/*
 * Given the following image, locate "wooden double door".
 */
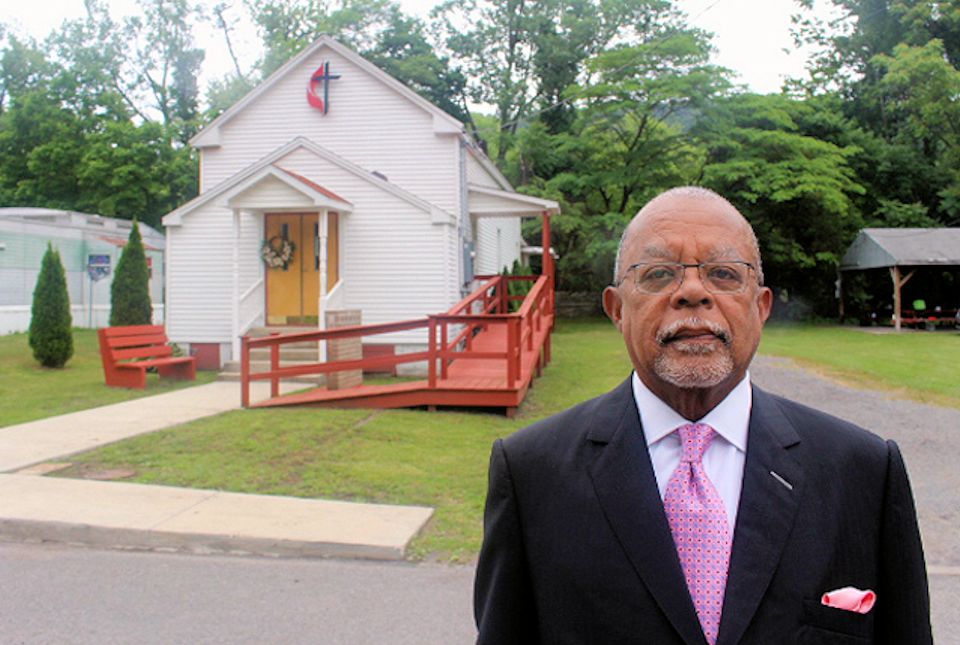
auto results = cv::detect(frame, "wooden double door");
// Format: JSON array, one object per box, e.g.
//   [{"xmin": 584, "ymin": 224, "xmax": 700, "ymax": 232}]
[{"xmin": 265, "ymin": 212, "xmax": 339, "ymax": 325}]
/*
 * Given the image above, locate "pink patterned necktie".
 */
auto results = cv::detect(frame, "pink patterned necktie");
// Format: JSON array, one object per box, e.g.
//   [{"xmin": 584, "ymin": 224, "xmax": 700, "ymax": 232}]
[{"xmin": 663, "ymin": 423, "xmax": 732, "ymax": 645}]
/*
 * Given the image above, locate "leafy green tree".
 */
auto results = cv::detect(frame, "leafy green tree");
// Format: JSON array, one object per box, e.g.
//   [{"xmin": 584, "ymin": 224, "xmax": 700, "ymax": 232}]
[
  {"xmin": 792, "ymin": 0, "xmax": 960, "ymax": 225},
  {"xmin": 0, "ymin": 33, "xmax": 51, "ymax": 114},
  {"xmin": 873, "ymin": 39, "xmax": 960, "ymax": 221},
  {"xmin": 507, "ymin": 18, "xmax": 726, "ymax": 292},
  {"xmin": 77, "ymin": 120, "xmax": 197, "ymax": 228},
  {"xmin": 110, "ymin": 220, "xmax": 153, "ymax": 326},
  {"xmin": 0, "ymin": 86, "xmax": 87, "ymax": 208},
  {"xmin": 695, "ymin": 94, "xmax": 866, "ymax": 313},
  {"xmin": 28, "ymin": 244, "xmax": 74, "ymax": 368}
]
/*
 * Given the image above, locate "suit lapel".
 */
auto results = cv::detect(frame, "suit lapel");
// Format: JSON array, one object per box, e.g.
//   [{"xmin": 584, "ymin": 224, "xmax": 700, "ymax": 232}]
[
  {"xmin": 717, "ymin": 387, "xmax": 804, "ymax": 645},
  {"xmin": 587, "ymin": 379, "xmax": 707, "ymax": 645}
]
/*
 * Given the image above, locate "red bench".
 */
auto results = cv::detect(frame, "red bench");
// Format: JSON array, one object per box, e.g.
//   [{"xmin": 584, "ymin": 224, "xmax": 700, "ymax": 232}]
[{"xmin": 98, "ymin": 325, "xmax": 197, "ymax": 389}]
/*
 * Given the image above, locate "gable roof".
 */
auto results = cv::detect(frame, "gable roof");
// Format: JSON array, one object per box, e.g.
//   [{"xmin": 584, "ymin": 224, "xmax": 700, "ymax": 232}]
[
  {"xmin": 468, "ymin": 184, "xmax": 560, "ymax": 217},
  {"xmin": 163, "ymin": 136, "xmax": 455, "ymax": 226},
  {"xmin": 191, "ymin": 36, "xmax": 464, "ymax": 148},
  {"xmin": 275, "ymin": 167, "xmax": 351, "ymax": 204},
  {"xmin": 841, "ymin": 228, "xmax": 960, "ymax": 270},
  {"xmin": 222, "ymin": 165, "xmax": 354, "ymax": 212}
]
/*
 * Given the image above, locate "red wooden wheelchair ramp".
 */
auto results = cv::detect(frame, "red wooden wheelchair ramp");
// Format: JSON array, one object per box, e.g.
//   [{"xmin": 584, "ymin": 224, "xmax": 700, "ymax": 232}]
[{"xmin": 242, "ymin": 275, "xmax": 554, "ymax": 416}]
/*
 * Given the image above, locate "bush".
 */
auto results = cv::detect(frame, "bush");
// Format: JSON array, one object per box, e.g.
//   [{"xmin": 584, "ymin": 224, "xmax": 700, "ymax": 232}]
[
  {"xmin": 502, "ymin": 259, "xmax": 535, "ymax": 312},
  {"xmin": 29, "ymin": 244, "xmax": 74, "ymax": 368},
  {"xmin": 110, "ymin": 219, "xmax": 152, "ymax": 326}
]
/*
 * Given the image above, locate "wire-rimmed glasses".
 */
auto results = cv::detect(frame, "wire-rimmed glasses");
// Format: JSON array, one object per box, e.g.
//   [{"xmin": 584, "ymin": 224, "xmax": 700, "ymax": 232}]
[{"xmin": 618, "ymin": 261, "xmax": 758, "ymax": 295}]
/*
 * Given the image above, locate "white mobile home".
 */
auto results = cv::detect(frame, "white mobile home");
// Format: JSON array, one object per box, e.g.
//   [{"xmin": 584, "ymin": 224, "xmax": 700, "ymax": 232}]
[
  {"xmin": 163, "ymin": 37, "xmax": 558, "ymax": 369},
  {"xmin": 0, "ymin": 208, "xmax": 165, "ymax": 335}
]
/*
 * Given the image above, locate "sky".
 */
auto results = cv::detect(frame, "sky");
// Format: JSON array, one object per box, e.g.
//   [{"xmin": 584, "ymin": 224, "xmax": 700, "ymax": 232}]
[{"xmin": 0, "ymin": 0, "xmax": 833, "ymax": 99}]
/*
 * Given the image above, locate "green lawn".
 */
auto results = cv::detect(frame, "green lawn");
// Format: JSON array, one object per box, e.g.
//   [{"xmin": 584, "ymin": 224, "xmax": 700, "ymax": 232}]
[
  {"xmin": 51, "ymin": 318, "xmax": 631, "ymax": 562},
  {"xmin": 760, "ymin": 323, "xmax": 960, "ymax": 408},
  {"xmin": 0, "ymin": 329, "xmax": 217, "ymax": 427},
  {"xmin": 36, "ymin": 319, "xmax": 960, "ymax": 561}
]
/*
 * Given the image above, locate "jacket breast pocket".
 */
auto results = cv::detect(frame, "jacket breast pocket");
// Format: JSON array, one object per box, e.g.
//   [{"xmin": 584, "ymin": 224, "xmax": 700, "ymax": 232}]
[{"xmin": 798, "ymin": 598, "xmax": 873, "ymax": 644}]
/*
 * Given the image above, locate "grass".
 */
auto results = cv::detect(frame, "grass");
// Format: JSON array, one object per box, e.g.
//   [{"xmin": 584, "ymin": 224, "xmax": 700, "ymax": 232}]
[
  {"xmin": 38, "ymin": 319, "xmax": 960, "ymax": 561},
  {"xmin": 0, "ymin": 329, "xmax": 218, "ymax": 427},
  {"xmin": 760, "ymin": 323, "xmax": 960, "ymax": 409},
  {"xmin": 52, "ymin": 318, "xmax": 631, "ymax": 562}
]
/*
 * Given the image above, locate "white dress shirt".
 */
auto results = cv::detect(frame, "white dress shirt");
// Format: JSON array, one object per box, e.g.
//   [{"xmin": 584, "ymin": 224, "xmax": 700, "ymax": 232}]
[{"xmin": 631, "ymin": 371, "xmax": 751, "ymax": 530}]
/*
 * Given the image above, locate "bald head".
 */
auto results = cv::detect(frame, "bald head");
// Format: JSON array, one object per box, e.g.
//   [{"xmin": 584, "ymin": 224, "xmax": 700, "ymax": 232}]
[{"xmin": 613, "ymin": 186, "xmax": 764, "ymax": 285}]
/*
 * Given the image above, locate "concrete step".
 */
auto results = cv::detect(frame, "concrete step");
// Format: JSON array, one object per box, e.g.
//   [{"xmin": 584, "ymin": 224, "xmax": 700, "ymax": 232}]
[
  {"xmin": 244, "ymin": 326, "xmax": 324, "ymax": 350},
  {"xmin": 249, "ymin": 347, "xmax": 320, "ymax": 362},
  {"xmin": 246, "ymin": 326, "xmax": 319, "ymax": 336},
  {"xmin": 218, "ymin": 360, "xmax": 327, "ymax": 384}
]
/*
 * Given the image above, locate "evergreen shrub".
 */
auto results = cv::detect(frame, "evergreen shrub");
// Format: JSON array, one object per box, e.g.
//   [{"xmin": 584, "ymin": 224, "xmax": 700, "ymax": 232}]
[
  {"xmin": 29, "ymin": 244, "xmax": 74, "ymax": 368},
  {"xmin": 110, "ymin": 219, "xmax": 152, "ymax": 326}
]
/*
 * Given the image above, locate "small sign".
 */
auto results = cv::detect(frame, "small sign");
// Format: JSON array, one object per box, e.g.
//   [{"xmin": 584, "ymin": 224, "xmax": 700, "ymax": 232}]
[
  {"xmin": 87, "ymin": 254, "xmax": 111, "ymax": 281},
  {"xmin": 307, "ymin": 61, "xmax": 341, "ymax": 114}
]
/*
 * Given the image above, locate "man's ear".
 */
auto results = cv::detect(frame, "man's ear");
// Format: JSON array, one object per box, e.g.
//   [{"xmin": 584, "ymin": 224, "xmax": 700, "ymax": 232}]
[
  {"xmin": 757, "ymin": 286, "xmax": 774, "ymax": 325},
  {"xmin": 602, "ymin": 286, "xmax": 623, "ymax": 331}
]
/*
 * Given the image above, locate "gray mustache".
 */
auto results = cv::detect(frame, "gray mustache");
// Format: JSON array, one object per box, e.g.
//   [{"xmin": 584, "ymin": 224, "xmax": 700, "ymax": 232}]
[{"xmin": 656, "ymin": 318, "xmax": 731, "ymax": 345}]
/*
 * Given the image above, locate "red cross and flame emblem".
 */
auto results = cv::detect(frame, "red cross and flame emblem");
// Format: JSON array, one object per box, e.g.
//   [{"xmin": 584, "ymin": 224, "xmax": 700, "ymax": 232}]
[{"xmin": 307, "ymin": 61, "xmax": 341, "ymax": 114}]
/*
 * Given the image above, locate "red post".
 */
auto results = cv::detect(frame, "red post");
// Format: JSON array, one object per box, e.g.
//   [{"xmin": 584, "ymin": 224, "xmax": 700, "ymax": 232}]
[
  {"xmin": 440, "ymin": 320, "xmax": 449, "ymax": 379},
  {"xmin": 428, "ymin": 317, "xmax": 437, "ymax": 388},
  {"xmin": 541, "ymin": 211, "xmax": 554, "ymax": 317},
  {"xmin": 270, "ymin": 332, "xmax": 280, "ymax": 398},
  {"xmin": 240, "ymin": 336, "xmax": 250, "ymax": 408},
  {"xmin": 507, "ymin": 317, "xmax": 520, "ymax": 389}
]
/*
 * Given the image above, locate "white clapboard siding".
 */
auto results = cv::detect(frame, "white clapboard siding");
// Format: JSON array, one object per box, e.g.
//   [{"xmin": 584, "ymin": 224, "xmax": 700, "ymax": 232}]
[
  {"xmin": 200, "ymin": 46, "xmax": 460, "ymax": 217},
  {"xmin": 474, "ymin": 218, "xmax": 523, "ymax": 276},
  {"xmin": 237, "ymin": 209, "xmax": 264, "ymax": 330},
  {"xmin": 466, "ymin": 153, "xmax": 502, "ymax": 189},
  {"xmin": 165, "ymin": 207, "xmax": 236, "ymax": 343}
]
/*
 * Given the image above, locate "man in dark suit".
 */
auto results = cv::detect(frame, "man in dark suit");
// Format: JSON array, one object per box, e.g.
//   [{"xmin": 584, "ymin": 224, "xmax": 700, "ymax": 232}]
[{"xmin": 474, "ymin": 187, "xmax": 932, "ymax": 644}]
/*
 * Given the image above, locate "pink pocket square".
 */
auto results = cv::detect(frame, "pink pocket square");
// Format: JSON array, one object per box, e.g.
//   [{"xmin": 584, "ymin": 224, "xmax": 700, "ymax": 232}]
[{"xmin": 821, "ymin": 587, "xmax": 876, "ymax": 614}]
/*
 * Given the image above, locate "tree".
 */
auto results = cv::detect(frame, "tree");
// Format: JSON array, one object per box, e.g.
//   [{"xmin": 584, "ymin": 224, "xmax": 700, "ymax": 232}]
[
  {"xmin": 76, "ymin": 120, "xmax": 197, "ymax": 228},
  {"xmin": 873, "ymin": 39, "xmax": 960, "ymax": 222},
  {"xmin": 791, "ymin": 0, "xmax": 960, "ymax": 225},
  {"xmin": 695, "ymin": 93, "xmax": 866, "ymax": 313},
  {"xmin": 505, "ymin": 17, "xmax": 727, "ymax": 292},
  {"xmin": 28, "ymin": 244, "xmax": 74, "ymax": 368},
  {"xmin": 110, "ymin": 220, "xmax": 153, "ymax": 326}
]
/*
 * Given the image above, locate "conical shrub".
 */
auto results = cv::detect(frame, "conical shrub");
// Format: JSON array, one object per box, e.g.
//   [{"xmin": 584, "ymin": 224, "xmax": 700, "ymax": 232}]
[
  {"xmin": 29, "ymin": 244, "xmax": 74, "ymax": 368},
  {"xmin": 110, "ymin": 219, "xmax": 152, "ymax": 326}
]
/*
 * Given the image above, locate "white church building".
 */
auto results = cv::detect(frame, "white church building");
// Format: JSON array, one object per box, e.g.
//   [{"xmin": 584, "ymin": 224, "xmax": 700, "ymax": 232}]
[{"xmin": 162, "ymin": 36, "xmax": 559, "ymax": 370}]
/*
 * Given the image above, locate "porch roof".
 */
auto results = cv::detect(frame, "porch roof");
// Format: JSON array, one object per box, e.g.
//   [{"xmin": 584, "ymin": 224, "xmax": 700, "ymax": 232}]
[
  {"xmin": 468, "ymin": 184, "xmax": 560, "ymax": 218},
  {"xmin": 224, "ymin": 165, "xmax": 353, "ymax": 212}
]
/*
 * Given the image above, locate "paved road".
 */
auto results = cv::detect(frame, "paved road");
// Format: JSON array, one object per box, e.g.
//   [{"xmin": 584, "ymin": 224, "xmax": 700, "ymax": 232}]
[{"xmin": 0, "ymin": 541, "xmax": 476, "ymax": 645}]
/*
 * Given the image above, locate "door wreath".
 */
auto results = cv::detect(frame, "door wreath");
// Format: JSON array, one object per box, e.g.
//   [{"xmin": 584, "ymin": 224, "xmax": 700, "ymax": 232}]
[{"xmin": 261, "ymin": 236, "xmax": 296, "ymax": 269}]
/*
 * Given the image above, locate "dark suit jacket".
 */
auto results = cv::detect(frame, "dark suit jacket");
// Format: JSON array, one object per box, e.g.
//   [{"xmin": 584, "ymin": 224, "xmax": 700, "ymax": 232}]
[{"xmin": 474, "ymin": 378, "xmax": 932, "ymax": 645}]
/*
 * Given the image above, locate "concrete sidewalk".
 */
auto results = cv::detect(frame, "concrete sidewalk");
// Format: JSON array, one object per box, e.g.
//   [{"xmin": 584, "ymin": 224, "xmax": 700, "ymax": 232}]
[{"xmin": 0, "ymin": 382, "xmax": 434, "ymax": 560}]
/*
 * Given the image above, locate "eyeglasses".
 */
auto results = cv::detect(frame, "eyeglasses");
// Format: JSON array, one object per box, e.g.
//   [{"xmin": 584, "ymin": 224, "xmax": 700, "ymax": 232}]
[{"xmin": 618, "ymin": 261, "xmax": 758, "ymax": 295}]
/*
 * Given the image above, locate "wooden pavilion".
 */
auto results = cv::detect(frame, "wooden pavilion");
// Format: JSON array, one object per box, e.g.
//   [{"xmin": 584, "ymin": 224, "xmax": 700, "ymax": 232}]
[{"xmin": 840, "ymin": 228, "xmax": 960, "ymax": 331}]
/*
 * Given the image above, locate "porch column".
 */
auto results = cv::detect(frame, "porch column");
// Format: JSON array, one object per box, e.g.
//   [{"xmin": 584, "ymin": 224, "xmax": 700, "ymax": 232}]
[
  {"xmin": 231, "ymin": 208, "xmax": 241, "ymax": 362},
  {"xmin": 541, "ymin": 210, "xmax": 554, "ymax": 313},
  {"xmin": 318, "ymin": 208, "xmax": 329, "ymax": 361}
]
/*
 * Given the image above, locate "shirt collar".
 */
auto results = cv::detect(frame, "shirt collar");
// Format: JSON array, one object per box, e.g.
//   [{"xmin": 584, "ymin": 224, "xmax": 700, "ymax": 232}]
[{"xmin": 631, "ymin": 371, "xmax": 751, "ymax": 452}]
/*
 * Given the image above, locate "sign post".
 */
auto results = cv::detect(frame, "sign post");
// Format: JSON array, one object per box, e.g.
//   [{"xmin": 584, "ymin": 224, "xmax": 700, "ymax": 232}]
[{"xmin": 87, "ymin": 254, "xmax": 111, "ymax": 327}]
